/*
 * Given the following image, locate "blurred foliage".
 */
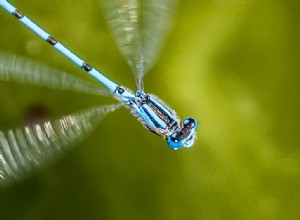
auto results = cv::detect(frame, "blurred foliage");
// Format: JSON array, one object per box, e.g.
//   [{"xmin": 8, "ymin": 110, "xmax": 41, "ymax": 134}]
[{"xmin": 0, "ymin": 0, "xmax": 299, "ymax": 219}]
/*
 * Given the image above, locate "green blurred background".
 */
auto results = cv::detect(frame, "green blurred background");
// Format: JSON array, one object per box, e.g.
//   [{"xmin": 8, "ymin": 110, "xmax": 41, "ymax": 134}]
[{"xmin": 0, "ymin": 0, "xmax": 299, "ymax": 219}]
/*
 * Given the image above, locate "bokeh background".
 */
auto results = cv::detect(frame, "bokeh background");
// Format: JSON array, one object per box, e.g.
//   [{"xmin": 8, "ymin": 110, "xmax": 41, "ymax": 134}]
[{"xmin": 0, "ymin": 0, "xmax": 299, "ymax": 219}]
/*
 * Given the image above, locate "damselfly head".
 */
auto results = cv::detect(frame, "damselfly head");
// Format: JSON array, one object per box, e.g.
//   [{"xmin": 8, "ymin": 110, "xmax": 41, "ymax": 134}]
[{"xmin": 167, "ymin": 117, "xmax": 198, "ymax": 150}]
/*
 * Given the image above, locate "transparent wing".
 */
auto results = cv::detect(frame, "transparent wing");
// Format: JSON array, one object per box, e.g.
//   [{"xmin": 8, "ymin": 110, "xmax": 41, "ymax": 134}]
[
  {"xmin": 101, "ymin": 0, "xmax": 178, "ymax": 90},
  {"xmin": 0, "ymin": 51, "xmax": 112, "ymax": 96},
  {"xmin": 0, "ymin": 103, "xmax": 121, "ymax": 186}
]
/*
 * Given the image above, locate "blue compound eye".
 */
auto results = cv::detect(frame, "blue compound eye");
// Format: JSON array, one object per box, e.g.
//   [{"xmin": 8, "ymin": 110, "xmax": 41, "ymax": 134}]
[
  {"xmin": 167, "ymin": 133, "xmax": 183, "ymax": 150},
  {"xmin": 167, "ymin": 117, "xmax": 198, "ymax": 149},
  {"xmin": 183, "ymin": 117, "xmax": 197, "ymax": 128}
]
